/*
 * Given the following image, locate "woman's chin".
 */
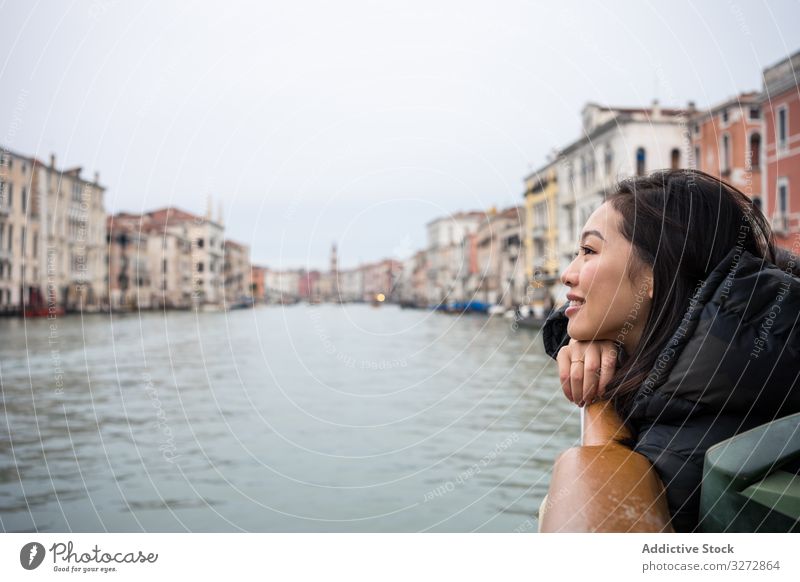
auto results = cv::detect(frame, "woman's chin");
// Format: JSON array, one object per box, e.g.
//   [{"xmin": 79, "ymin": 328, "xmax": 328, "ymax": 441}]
[
  {"xmin": 567, "ymin": 320, "xmax": 606, "ymax": 342},
  {"xmin": 566, "ymin": 321, "xmax": 590, "ymax": 340}
]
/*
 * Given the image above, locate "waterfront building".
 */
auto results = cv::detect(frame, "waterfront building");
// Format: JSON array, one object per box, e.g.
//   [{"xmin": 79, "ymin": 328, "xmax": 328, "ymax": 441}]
[
  {"xmin": 250, "ymin": 265, "xmax": 267, "ymax": 303},
  {"xmin": 395, "ymin": 250, "xmax": 428, "ymax": 306},
  {"xmin": 760, "ymin": 50, "xmax": 800, "ymax": 250},
  {"xmin": 106, "ymin": 216, "xmax": 152, "ymax": 309},
  {"xmin": 0, "ymin": 148, "xmax": 37, "ymax": 312},
  {"xmin": 362, "ymin": 259, "xmax": 402, "ymax": 302},
  {"xmin": 108, "ymin": 207, "xmax": 219, "ymax": 310},
  {"xmin": 523, "ymin": 161, "xmax": 560, "ymax": 312},
  {"xmin": 264, "ymin": 268, "xmax": 301, "ymax": 303},
  {"xmin": 44, "ymin": 157, "xmax": 107, "ymax": 311},
  {"xmin": 0, "ymin": 149, "xmax": 106, "ymax": 313},
  {"xmin": 689, "ymin": 92, "xmax": 763, "ymax": 204},
  {"xmin": 425, "ymin": 211, "xmax": 484, "ymax": 305},
  {"xmin": 337, "ymin": 267, "xmax": 365, "ymax": 303},
  {"xmin": 554, "ymin": 101, "xmax": 690, "ymax": 301},
  {"xmin": 223, "ymin": 239, "xmax": 252, "ymax": 305},
  {"xmin": 473, "ymin": 207, "xmax": 523, "ymax": 307}
]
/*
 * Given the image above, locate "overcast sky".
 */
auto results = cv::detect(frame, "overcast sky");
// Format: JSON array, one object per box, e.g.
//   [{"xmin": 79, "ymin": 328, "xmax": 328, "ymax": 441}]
[{"xmin": 1, "ymin": 0, "xmax": 798, "ymax": 269}]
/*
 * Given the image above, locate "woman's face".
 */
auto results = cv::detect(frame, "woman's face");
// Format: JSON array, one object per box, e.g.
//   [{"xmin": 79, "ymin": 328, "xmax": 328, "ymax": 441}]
[{"xmin": 560, "ymin": 202, "xmax": 654, "ymax": 354}]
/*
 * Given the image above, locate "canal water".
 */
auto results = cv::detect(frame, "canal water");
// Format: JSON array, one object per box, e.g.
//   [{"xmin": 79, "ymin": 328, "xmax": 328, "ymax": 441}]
[{"xmin": 0, "ymin": 304, "xmax": 578, "ymax": 532}]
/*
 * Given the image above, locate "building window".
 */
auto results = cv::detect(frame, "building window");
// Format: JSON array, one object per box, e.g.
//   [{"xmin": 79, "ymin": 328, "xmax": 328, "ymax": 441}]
[
  {"xmin": 581, "ymin": 157, "xmax": 588, "ymax": 187},
  {"xmin": 777, "ymin": 106, "xmax": 788, "ymax": 151},
  {"xmin": 197, "ymin": 238, "xmax": 204, "ymax": 248},
  {"xmin": 778, "ymin": 180, "xmax": 788, "ymax": 216},
  {"xmin": 753, "ymin": 197, "xmax": 763, "ymax": 212},
  {"xmin": 721, "ymin": 134, "xmax": 731, "ymax": 173},
  {"xmin": 694, "ymin": 146, "xmax": 701, "ymax": 171},
  {"xmin": 568, "ymin": 163, "xmax": 575, "ymax": 194},
  {"xmin": 635, "ymin": 147, "xmax": 646, "ymax": 176},
  {"xmin": 693, "ymin": 123, "xmax": 700, "ymax": 135},
  {"xmin": 721, "ymin": 109, "xmax": 729, "ymax": 124},
  {"xmin": 749, "ymin": 132, "xmax": 761, "ymax": 169},
  {"xmin": 22, "ymin": 187, "xmax": 27, "ymax": 213},
  {"xmin": 197, "ymin": 262, "xmax": 204, "ymax": 273},
  {"xmin": 604, "ymin": 146, "xmax": 613, "ymax": 177},
  {"xmin": 670, "ymin": 148, "xmax": 680, "ymax": 170},
  {"xmin": 749, "ymin": 106, "xmax": 760, "ymax": 120}
]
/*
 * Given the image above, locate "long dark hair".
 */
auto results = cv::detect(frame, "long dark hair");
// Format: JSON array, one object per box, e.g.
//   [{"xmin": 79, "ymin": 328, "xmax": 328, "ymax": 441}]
[{"xmin": 603, "ymin": 169, "xmax": 777, "ymax": 416}]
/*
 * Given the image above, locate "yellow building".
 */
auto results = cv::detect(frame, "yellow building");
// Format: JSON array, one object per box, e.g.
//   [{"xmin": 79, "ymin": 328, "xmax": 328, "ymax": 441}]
[{"xmin": 523, "ymin": 161, "xmax": 560, "ymax": 312}]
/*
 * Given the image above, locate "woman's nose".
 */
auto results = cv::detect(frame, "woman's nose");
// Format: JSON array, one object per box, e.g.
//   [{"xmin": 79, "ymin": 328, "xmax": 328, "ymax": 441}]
[{"xmin": 560, "ymin": 259, "xmax": 578, "ymax": 287}]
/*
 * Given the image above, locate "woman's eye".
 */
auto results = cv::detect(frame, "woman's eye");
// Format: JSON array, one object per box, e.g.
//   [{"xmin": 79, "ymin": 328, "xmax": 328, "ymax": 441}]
[{"xmin": 573, "ymin": 246, "xmax": 595, "ymax": 257}]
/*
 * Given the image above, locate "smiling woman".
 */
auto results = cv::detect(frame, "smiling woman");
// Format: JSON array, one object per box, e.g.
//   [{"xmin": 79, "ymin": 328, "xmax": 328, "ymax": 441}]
[{"xmin": 542, "ymin": 169, "xmax": 800, "ymax": 532}]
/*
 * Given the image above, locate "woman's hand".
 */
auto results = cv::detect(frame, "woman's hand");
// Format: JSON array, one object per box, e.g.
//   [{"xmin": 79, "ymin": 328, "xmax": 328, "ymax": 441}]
[{"xmin": 556, "ymin": 339, "xmax": 619, "ymax": 406}]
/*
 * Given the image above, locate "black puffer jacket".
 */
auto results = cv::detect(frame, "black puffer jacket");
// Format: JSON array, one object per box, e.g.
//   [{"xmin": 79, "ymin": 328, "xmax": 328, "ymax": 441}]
[{"xmin": 543, "ymin": 247, "xmax": 800, "ymax": 532}]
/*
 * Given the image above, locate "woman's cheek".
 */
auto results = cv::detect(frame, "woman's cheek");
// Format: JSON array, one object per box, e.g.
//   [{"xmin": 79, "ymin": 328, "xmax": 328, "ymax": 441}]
[{"xmin": 581, "ymin": 260, "xmax": 600, "ymax": 289}]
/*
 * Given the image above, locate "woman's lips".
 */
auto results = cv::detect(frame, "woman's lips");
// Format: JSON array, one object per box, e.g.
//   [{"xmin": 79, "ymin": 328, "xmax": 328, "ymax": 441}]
[{"xmin": 565, "ymin": 299, "xmax": 584, "ymax": 317}]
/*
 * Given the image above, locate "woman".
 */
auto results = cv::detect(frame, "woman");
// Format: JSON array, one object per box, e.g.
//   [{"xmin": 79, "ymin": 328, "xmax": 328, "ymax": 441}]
[{"xmin": 542, "ymin": 169, "xmax": 800, "ymax": 532}]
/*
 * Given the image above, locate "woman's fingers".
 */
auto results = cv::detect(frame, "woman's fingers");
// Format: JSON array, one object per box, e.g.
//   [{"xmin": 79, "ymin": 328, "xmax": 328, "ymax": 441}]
[
  {"xmin": 558, "ymin": 340, "xmax": 621, "ymax": 406},
  {"xmin": 568, "ymin": 345, "xmax": 586, "ymax": 405},
  {"xmin": 581, "ymin": 347, "xmax": 602, "ymax": 406},
  {"xmin": 598, "ymin": 344, "xmax": 618, "ymax": 397},
  {"xmin": 556, "ymin": 346, "xmax": 574, "ymax": 402}
]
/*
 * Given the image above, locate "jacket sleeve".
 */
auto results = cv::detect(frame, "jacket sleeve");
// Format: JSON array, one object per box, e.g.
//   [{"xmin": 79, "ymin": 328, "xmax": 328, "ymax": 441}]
[
  {"xmin": 632, "ymin": 412, "xmax": 750, "ymax": 532},
  {"xmin": 542, "ymin": 302, "xmax": 570, "ymax": 360}
]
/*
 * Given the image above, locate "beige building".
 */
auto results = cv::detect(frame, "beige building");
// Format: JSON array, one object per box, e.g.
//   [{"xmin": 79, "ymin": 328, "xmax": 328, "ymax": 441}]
[
  {"xmin": 106, "ymin": 217, "xmax": 151, "ymax": 309},
  {"xmin": 362, "ymin": 259, "xmax": 402, "ymax": 302},
  {"xmin": 523, "ymin": 161, "xmax": 560, "ymax": 313},
  {"xmin": 472, "ymin": 207, "xmax": 523, "ymax": 307},
  {"xmin": 0, "ymin": 148, "xmax": 106, "ymax": 313},
  {"xmin": 425, "ymin": 211, "xmax": 484, "ymax": 305},
  {"xmin": 142, "ymin": 206, "xmax": 225, "ymax": 307},
  {"xmin": 107, "ymin": 212, "xmax": 194, "ymax": 309},
  {"xmin": 336, "ymin": 267, "xmax": 364, "ymax": 303},
  {"xmin": 264, "ymin": 268, "xmax": 301, "ymax": 303},
  {"xmin": 223, "ymin": 239, "xmax": 252, "ymax": 305}
]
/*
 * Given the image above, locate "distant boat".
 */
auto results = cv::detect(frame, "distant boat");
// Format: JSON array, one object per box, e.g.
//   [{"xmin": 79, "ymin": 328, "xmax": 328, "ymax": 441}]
[
  {"xmin": 439, "ymin": 300, "xmax": 490, "ymax": 314},
  {"xmin": 23, "ymin": 305, "xmax": 64, "ymax": 318},
  {"xmin": 228, "ymin": 296, "xmax": 255, "ymax": 310},
  {"xmin": 488, "ymin": 305, "xmax": 506, "ymax": 316}
]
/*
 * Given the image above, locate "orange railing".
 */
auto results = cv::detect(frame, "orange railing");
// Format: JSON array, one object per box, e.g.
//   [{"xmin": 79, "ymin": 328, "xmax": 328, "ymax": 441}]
[{"xmin": 539, "ymin": 399, "xmax": 674, "ymax": 533}]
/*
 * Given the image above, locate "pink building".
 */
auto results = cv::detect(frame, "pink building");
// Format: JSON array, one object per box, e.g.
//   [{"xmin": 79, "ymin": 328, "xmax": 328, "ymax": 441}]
[
  {"xmin": 690, "ymin": 92, "xmax": 763, "ymax": 204},
  {"xmin": 761, "ymin": 50, "xmax": 800, "ymax": 251}
]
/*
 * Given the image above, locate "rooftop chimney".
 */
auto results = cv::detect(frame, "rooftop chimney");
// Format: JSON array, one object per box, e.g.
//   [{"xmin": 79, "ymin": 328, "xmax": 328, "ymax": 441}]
[{"xmin": 651, "ymin": 99, "xmax": 661, "ymax": 119}]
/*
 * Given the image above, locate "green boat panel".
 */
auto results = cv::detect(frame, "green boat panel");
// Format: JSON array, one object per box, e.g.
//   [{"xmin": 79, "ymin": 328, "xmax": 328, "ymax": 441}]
[
  {"xmin": 740, "ymin": 471, "xmax": 800, "ymax": 520},
  {"xmin": 704, "ymin": 412, "xmax": 800, "ymax": 486},
  {"xmin": 699, "ymin": 412, "xmax": 800, "ymax": 532}
]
